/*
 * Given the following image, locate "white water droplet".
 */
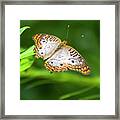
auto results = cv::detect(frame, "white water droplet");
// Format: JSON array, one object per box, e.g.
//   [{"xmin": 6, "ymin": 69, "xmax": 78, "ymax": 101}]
[{"xmin": 81, "ymin": 34, "xmax": 85, "ymax": 38}]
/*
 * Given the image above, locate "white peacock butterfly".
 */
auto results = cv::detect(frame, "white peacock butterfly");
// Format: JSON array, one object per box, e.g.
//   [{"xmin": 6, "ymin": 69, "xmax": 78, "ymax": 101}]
[{"xmin": 32, "ymin": 33, "xmax": 90, "ymax": 75}]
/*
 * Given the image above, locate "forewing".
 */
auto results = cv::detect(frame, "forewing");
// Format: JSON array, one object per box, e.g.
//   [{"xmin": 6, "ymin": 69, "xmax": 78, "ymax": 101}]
[{"xmin": 33, "ymin": 34, "xmax": 61, "ymax": 60}]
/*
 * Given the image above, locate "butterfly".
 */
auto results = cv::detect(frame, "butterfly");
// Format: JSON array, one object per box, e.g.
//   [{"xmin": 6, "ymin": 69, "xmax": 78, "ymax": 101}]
[{"xmin": 33, "ymin": 34, "xmax": 90, "ymax": 75}]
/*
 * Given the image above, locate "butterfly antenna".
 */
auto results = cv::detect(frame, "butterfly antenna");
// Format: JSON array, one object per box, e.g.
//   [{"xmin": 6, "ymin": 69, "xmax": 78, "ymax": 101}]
[{"xmin": 66, "ymin": 25, "xmax": 70, "ymax": 40}]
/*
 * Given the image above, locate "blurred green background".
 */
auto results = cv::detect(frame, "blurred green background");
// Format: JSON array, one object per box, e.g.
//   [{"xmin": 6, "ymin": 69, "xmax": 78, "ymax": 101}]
[{"xmin": 20, "ymin": 20, "xmax": 100, "ymax": 100}]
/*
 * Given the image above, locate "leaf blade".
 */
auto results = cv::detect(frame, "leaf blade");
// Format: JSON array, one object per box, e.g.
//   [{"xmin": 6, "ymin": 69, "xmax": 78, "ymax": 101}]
[
  {"xmin": 20, "ymin": 45, "xmax": 35, "ymax": 59},
  {"xmin": 20, "ymin": 26, "xmax": 30, "ymax": 35},
  {"xmin": 20, "ymin": 56, "xmax": 34, "ymax": 72}
]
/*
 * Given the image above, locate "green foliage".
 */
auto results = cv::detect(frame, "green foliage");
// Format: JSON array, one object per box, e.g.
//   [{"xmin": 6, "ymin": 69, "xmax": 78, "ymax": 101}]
[
  {"xmin": 20, "ymin": 45, "xmax": 35, "ymax": 59},
  {"xmin": 20, "ymin": 56, "xmax": 34, "ymax": 72},
  {"xmin": 59, "ymin": 86, "xmax": 95, "ymax": 100},
  {"xmin": 20, "ymin": 26, "xmax": 34, "ymax": 72},
  {"xmin": 20, "ymin": 21, "xmax": 100, "ymax": 100},
  {"xmin": 20, "ymin": 26, "xmax": 30, "ymax": 35}
]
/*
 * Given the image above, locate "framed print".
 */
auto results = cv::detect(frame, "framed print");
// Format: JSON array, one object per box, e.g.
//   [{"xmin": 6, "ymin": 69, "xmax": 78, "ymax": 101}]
[
  {"xmin": 20, "ymin": 20, "xmax": 100, "ymax": 100},
  {"xmin": 0, "ymin": 0, "xmax": 119, "ymax": 119}
]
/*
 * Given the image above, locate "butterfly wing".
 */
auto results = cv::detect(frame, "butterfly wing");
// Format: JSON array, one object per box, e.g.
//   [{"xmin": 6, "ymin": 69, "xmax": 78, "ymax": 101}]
[
  {"xmin": 33, "ymin": 34, "xmax": 61, "ymax": 60},
  {"xmin": 66, "ymin": 46, "xmax": 90, "ymax": 75},
  {"xmin": 44, "ymin": 45, "xmax": 90, "ymax": 75},
  {"xmin": 44, "ymin": 46, "xmax": 69, "ymax": 72}
]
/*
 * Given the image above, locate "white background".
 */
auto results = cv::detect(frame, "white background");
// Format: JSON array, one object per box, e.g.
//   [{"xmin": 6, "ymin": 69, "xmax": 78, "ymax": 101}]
[{"xmin": 5, "ymin": 5, "xmax": 115, "ymax": 115}]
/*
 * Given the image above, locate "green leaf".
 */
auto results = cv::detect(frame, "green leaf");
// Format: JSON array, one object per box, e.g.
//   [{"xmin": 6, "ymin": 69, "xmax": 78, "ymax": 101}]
[
  {"xmin": 20, "ymin": 48, "xmax": 26, "ymax": 53},
  {"xmin": 20, "ymin": 26, "xmax": 30, "ymax": 35},
  {"xmin": 20, "ymin": 45, "xmax": 35, "ymax": 59},
  {"xmin": 59, "ymin": 86, "xmax": 94, "ymax": 100},
  {"xmin": 81, "ymin": 94, "xmax": 100, "ymax": 100},
  {"xmin": 21, "ymin": 68, "xmax": 100, "ymax": 87},
  {"xmin": 24, "ymin": 80, "xmax": 57, "ymax": 89},
  {"xmin": 20, "ymin": 56, "xmax": 34, "ymax": 72}
]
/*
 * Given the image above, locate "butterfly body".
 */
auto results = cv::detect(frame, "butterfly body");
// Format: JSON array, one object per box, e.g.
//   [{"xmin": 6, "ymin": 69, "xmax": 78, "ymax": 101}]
[{"xmin": 33, "ymin": 34, "xmax": 90, "ymax": 75}]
